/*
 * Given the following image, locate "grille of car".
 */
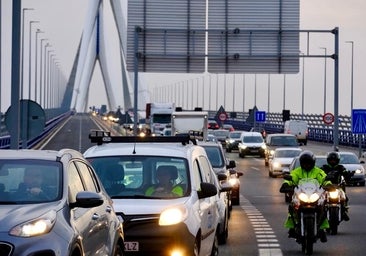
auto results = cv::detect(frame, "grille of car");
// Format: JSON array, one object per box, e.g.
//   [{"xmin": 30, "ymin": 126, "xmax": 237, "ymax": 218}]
[{"xmin": 0, "ymin": 242, "xmax": 13, "ymax": 256}]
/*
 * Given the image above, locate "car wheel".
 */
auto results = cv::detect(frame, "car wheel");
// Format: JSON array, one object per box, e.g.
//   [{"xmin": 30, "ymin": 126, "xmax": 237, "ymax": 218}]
[
  {"xmin": 232, "ymin": 197, "xmax": 239, "ymax": 205},
  {"xmin": 218, "ymin": 213, "xmax": 228, "ymax": 245},
  {"xmin": 193, "ymin": 236, "xmax": 200, "ymax": 256},
  {"xmin": 210, "ymin": 230, "xmax": 219, "ymax": 256},
  {"xmin": 265, "ymin": 160, "xmax": 269, "ymax": 167}
]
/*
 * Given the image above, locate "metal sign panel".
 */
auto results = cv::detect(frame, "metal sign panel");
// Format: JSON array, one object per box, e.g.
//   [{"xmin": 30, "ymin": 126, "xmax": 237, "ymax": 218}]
[
  {"xmin": 207, "ymin": 0, "xmax": 300, "ymax": 73},
  {"xmin": 352, "ymin": 109, "xmax": 366, "ymax": 134},
  {"xmin": 127, "ymin": 0, "xmax": 206, "ymax": 73},
  {"xmin": 255, "ymin": 111, "xmax": 266, "ymax": 122}
]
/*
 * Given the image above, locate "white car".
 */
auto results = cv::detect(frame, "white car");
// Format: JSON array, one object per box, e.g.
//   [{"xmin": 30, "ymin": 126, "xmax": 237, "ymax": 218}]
[
  {"xmin": 84, "ymin": 131, "xmax": 221, "ymax": 256},
  {"xmin": 268, "ymin": 147, "xmax": 302, "ymax": 177},
  {"xmin": 238, "ymin": 132, "xmax": 266, "ymax": 158}
]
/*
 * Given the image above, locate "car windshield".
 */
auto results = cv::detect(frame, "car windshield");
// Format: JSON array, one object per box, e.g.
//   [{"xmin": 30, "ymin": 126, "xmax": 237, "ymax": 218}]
[
  {"xmin": 214, "ymin": 130, "xmax": 229, "ymax": 137},
  {"xmin": 243, "ymin": 136, "xmax": 263, "ymax": 143},
  {"xmin": 230, "ymin": 132, "xmax": 242, "ymax": 139},
  {"xmin": 201, "ymin": 146, "xmax": 225, "ymax": 169},
  {"xmin": 0, "ymin": 160, "xmax": 62, "ymax": 204},
  {"xmin": 339, "ymin": 153, "xmax": 359, "ymax": 164},
  {"xmin": 87, "ymin": 156, "xmax": 190, "ymax": 199},
  {"xmin": 270, "ymin": 136, "xmax": 298, "ymax": 146},
  {"xmin": 275, "ymin": 150, "xmax": 301, "ymax": 158}
]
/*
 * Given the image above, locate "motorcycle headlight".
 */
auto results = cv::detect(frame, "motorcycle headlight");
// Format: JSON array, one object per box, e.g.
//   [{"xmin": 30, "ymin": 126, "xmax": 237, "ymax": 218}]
[
  {"xmin": 328, "ymin": 190, "xmax": 340, "ymax": 199},
  {"xmin": 298, "ymin": 193, "xmax": 320, "ymax": 203},
  {"xmin": 10, "ymin": 210, "xmax": 56, "ymax": 237},
  {"xmin": 159, "ymin": 206, "xmax": 187, "ymax": 226},
  {"xmin": 229, "ymin": 177, "xmax": 239, "ymax": 186},
  {"xmin": 261, "ymin": 144, "xmax": 267, "ymax": 150}
]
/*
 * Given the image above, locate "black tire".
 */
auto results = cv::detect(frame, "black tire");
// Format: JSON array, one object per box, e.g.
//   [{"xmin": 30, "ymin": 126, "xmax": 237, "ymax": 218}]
[
  {"xmin": 329, "ymin": 207, "xmax": 339, "ymax": 235},
  {"xmin": 210, "ymin": 231, "xmax": 219, "ymax": 256},
  {"xmin": 231, "ymin": 197, "xmax": 239, "ymax": 206},
  {"xmin": 218, "ymin": 213, "xmax": 228, "ymax": 245},
  {"xmin": 303, "ymin": 217, "xmax": 315, "ymax": 255}
]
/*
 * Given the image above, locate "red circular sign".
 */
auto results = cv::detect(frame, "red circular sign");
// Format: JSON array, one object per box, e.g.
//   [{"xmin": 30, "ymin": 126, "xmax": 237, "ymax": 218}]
[
  {"xmin": 322, "ymin": 112, "xmax": 334, "ymax": 125},
  {"xmin": 218, "ymin": 113, "xmax": 227, "ymax": 121}
]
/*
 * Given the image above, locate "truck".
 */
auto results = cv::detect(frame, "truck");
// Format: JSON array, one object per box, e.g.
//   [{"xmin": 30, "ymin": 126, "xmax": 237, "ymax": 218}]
[
  {"xmin": 145, "ymin": 102, "xmax": 175, "ymax": 135},
  {"xmin": 284, "ymin": 120, "xmax": 308, "ymax": 145},
  {"xmin": 171, "ymin": 110, "xmax": 208, "ymax": 140}
]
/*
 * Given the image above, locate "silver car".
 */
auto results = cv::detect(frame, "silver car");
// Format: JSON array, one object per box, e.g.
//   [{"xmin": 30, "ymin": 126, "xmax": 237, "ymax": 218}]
[{"xmin": 0, "ymin": 149, "xmax": 124, "ymax": 256}]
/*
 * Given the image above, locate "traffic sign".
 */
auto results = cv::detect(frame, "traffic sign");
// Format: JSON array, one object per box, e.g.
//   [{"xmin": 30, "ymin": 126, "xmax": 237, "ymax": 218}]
[
  {"xmin": 218, "ymin": 112, "xmax": 227, "ymax": 121},
  {"xmin": 352, "ymin": 109, "xmax": 366, "ymax": 134},
  {"xmin": 255, "ymin": 111, "xmax": 266, "ymax": 122},
  {"xmin": 322, "ymin": 112, "xmax": 334, "ymax": 125}
]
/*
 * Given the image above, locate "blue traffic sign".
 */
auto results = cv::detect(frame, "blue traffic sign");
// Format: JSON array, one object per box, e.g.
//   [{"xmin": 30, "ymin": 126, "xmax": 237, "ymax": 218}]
[
  {"xmin": 351, "ymin": 109, "xmax": 366, "ymax": 134},
  {"xmin": 255, "ymin": 111, "xmax": 266, "ymax": 122}
]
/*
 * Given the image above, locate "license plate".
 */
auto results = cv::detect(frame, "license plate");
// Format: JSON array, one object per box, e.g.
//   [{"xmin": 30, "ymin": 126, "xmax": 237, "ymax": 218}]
[
  {"xmin": 250, "ymin": 150, "xmax": 258, "ymax": 153},
  {"xmin": 124, "ymin": 241, "xmax": 139, "ymax": 251}
]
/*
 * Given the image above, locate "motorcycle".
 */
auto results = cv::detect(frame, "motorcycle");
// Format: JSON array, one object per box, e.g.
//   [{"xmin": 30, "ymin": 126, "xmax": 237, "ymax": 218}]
[
  {"xmin": 283, "ymin": 177, "xmax": 328, "ymax": 255},
  {"xmin": 325, "ymin": 174, "xmax": 347, "ymax": 235}
]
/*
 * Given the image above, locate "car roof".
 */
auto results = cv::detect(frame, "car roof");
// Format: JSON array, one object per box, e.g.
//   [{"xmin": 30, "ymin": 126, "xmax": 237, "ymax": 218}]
[
  {"xmin": 241, "ymin": 131, "xmax": 262, "ymax": 137},
  {"xmin": 274, "ymin": 147, "xmax": 302, "ymax": 151}
]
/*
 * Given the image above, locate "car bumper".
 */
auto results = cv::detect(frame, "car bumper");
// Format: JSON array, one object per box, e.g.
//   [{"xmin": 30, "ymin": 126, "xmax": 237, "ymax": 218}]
[
  {"xmin": 0, "ymin": 232, "xmax": 68, "ymax": 256},
  {"xmin": 123, "ymin": 216, "xmax": 195, "ymax": 255},
  {"xmin": 240, "ymin": 148, "xmax": 265, "ymax": 156},
  {"xmin": 348, "ymin": 175, "xmax": 365, "ymax": 185}
]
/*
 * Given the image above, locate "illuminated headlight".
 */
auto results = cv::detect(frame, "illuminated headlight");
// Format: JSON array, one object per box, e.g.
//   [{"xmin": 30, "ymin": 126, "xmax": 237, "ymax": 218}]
[
  {"xmin": 229, "ymin": 177, "xmax": 239, "ymax": 186},
  {"xmin": 329, "ymin": 189, "xmax": 340, "ymax": 199},
  {"xmin": 354, "ymin": 168, "xmax": 364, "ymax": 174},
  {"xmin": 298, "ymin": 193, "xmax": 320, "ymax": 203},
  {"xmin": 239, "ymin": 144, "xmax": 247, "ymax": 150},
  {"xmin": 261, "ymin": 144, "xmax": 267, "ymax": 150},
  {"xmin": 10, "ymin": 211, "xmax": 56, "ymax": 237},
  {"xmin": 270, "ymin": 150, "xmax": 275, "ymax": 156},
  {"xmin": 272, "ymin": 161, "xmax": 281, "ymax": 169},
  {"xmin": 159, "ymin": 206, "xmax": 187, "ymax": 226},
  {"xmin": 228, "ymin": 139, "xmax": 235, "ymax": 144}
]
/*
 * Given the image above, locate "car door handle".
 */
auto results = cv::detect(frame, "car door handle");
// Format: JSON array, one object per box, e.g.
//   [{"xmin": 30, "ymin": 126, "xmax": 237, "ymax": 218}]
[
  {"xmin": 106, "ymin": 206, "xmax": 112, "ymax": 213},
  {"xmin": 92, "ymin": 213, "xmax": 100, "ymax": 220}
]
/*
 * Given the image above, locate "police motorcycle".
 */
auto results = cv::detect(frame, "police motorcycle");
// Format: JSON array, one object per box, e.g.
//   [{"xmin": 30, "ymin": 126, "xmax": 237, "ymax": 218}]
[
  {"xmin": 324, "ymin": 171, "xmax": 351, "ymax": 235},
  {"xmin": 282, "ymin": 176, "xmax": 328, "ymax": 255}
]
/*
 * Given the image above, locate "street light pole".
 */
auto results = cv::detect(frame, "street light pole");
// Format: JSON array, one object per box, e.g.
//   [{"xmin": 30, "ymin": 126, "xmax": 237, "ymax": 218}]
[
  {"xmin": 320, "ymin": 47, "xmax": 327, "ymax": 114},
  {"xmin": 34, "ymin": 31, "xmax": 44, "ymax": 102},
  {"xmin": 345, "ymin": 41, "xmax": 354, "ymax": 111},
  {"xmin": 301, "ymin": 52, "xmax": 305, "ymax": 119},
  {"xmin": 21, "ymin": 8, "xmax": 34, "ymax": 99},
  {"xmin": 28, "ymin": 21, "xmax": 39, "ymax": 99}
]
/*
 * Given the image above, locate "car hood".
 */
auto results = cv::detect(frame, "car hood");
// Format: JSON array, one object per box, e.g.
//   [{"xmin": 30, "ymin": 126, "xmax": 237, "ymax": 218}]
[
  {"xmin": 242, "ymin": 142, "xmax": 264, "ymax": 147},
  {"xmin": 0, "ymin": 202, "xmax": 62, "ymax": 232},
  {"xmin": 342, "ymin": 164, "xmax": 364, "ymax": 172},
  {"xmin": 272, "ymin": 158, "xmax": 295, "ymax": 165},
  {"xmin": 112, "ymin": 197, "xmax": 190, "ymax": 215}
]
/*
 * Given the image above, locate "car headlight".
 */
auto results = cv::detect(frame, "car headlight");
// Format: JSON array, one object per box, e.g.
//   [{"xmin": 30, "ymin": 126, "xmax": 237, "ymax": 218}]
[
  {"xmin": 159, "ymin": 206, "xmax": 187, "ymax": 226},
  {"xmin": 272, "ymin": 161, "xmax": 281, "ymax": 169},
  {"xmin": 239, "ymin": 144, "xmax": 247, "ymax": 150},
  {"xmin": 354, "ymin": 168, "xmax": 364, "ymax": 174},
  {"xmin": 270, "ymin": 150, "xmax": 275, "ymax": 156},
  {"xmin": 261, "ymin": 144, "xmax": 267, "ymax": 150},
  {"xmin": 228, "ymin": 139, "xmax": 235, "ymax": 144},
  {"xmin": 10, "ymin": 210, "xmax": 56, "ymax": 237}
]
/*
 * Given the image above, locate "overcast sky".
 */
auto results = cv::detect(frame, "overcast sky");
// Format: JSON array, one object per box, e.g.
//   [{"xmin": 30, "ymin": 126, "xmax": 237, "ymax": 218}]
[{"xmin": 1, "ymin": 0, "xmax": 365, "ymax": 116}]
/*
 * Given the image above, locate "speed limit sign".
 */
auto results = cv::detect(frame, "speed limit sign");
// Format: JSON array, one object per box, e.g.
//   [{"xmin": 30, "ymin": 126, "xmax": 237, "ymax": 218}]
[
  {"xmin": 218, "ymin": 113, "xmax": 227, "ymax": 121},
  {"xmin": 322, "ymin": 112, "xmax": 334, "ymax": 125}
]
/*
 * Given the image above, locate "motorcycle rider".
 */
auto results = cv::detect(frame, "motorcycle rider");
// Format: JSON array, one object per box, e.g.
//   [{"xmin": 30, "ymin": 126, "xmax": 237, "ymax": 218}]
[
  {"xmin": 322, "ymin": 151, "xmax": 352, "ymax": 221},
  {"xmin": 280, "ymin": 150, "xmax": 332, "ymax": 242}
]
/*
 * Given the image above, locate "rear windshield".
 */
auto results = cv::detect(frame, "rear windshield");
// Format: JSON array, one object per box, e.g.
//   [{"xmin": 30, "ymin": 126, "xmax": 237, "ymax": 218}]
[{"xmin": 269, "ymin": 136, "xmax": 298, "ymax": 146}]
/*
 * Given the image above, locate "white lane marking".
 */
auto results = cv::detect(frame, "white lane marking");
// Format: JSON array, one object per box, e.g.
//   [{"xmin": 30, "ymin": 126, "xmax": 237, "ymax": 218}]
[{"xmin": 240, "ymin": 195, "xmax": 283, "ymax": 256}]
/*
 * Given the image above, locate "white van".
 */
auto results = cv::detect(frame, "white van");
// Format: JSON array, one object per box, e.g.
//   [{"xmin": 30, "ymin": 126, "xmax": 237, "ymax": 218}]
[{"xmin": 284, "ymin": 120, "xmax": 308, "ymax": 145}]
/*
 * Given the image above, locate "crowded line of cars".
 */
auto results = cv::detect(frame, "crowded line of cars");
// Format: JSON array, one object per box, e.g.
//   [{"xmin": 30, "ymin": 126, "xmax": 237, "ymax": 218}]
[{"xmin": 2, "ymin": 122, "xmax": 364, "ymax": 255}]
